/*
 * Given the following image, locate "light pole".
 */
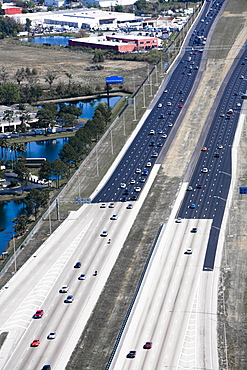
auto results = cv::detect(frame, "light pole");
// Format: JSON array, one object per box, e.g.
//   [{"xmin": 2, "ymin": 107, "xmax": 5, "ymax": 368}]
[
  {"xmin": 142, "ymin": 83, "xmax": 146, "ymax": 108},
  {"xmin": 13, "ymin": 235, "xmax": 17, "ymax": 273}
]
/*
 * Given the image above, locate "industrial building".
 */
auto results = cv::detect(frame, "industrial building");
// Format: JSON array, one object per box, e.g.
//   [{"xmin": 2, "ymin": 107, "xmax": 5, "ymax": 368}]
[{"xmin": 68, "ymin": 34, "xmax": 160, "ymax": 53}]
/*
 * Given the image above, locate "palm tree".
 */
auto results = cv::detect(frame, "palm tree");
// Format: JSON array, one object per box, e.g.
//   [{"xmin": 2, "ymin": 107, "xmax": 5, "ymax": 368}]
[{"xmin": 3, "ymin": 110, "xmax": 14, "ymax": 132}]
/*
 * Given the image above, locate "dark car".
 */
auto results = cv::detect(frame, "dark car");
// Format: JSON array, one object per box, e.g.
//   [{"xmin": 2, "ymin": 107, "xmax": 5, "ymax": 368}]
[
  {"xmin": 196, "ymin": 184, "xmax": 203, "ymax": 189},
  {"xmin": 127, "ymin": 350, "xmax": 136, "ymax": 358},
  {"xmin": 190, "ymin": 203, "xmax": 196, "ymax": 209},
  {"xmin": 131, "ymin": 195, "xmax": 137, "ymax": 201},
  {"xmin": 74, "ymin": 262, "xmax": 81, "ymax": 268},
  {"xmin": 191, "ymin": 227, "xmax": 197, "ymax": 233},
  {"xmin": 142, "ymin": 170, "xmax": 149, "ymax": 176},
  {"xmin": 123, "ymin": 188, "xmax": 129, "ymax": 195},
  {"xmin": 42, "ymin": 366, "xmax": 51, "ymax": 370},
  {"xmin": 149, "ymin": 141, "xmax": 155, "ymax": 146},
  {"xmin": 214, "ymin": 153, "xmax": 220, "ymax": 158}
]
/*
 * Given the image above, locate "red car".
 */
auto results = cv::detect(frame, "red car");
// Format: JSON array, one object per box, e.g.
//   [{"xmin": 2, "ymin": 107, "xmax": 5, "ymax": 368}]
[
  {"xmin": 33, "ymin": 310, "xmax": 44, "ymax": 319},
  {"xmin": 143, "ymin": 342, "xmax": 153, "ymax": 349},
  {"xmin": 178, "ymin": 104, "xmax": 183, "ymax": 108},
  {"xmin": 201, "ymin": 147, "xmax": 207, "ymax": 151},
  {"xmin": 31, "ymin": 339, "xmax": 40, "ymax": 347}
]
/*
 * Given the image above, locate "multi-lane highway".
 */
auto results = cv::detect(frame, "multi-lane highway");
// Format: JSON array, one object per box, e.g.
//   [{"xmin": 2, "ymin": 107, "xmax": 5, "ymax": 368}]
[{"xmin": 1, "ymin": 0, "xmax": 245, "ymax": 368}]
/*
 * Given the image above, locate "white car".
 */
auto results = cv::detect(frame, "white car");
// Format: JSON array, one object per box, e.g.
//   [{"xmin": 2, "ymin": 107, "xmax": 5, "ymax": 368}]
[
  {"xmin": 120, "ymin": 183, "xmax": 126, "ymax": 188},
  {"xmin": 167, "ymin": 102, "xmax": 172, "ymax": 106},
  {"xmin": 176, "ymin": 218, "xmax": 182, "ymax": 223},
  {"xmin": 146, "ymin": 162, "xmax": 152, "ymax": 167},
  {"xmin": 135, "ymin": 187, "xmax": 141, "ymax": 192},
  {"xmin": 100, "ymin": 203, "xmax": 106, "ymax": 208},
  {"xmin": 151, "ymin": 152, "xmax": 158, "ymax": 158},
  {"xmin": 158, "ymin": 103, "xmax": 162, "ymax": 108},
  {"xmin": 109, "ymin": 203, "xmax": 115, "ymax": 208},
  {"xmin": 130, "ymin": 179, "xmax": 136, "ymax": 184},
  {"xmin": 161, "ymin": 134, "xmax": 167, "ymax": 138},
  {"xmin": 59, "ymin": 285, "xmax": 69, "ymax": 293},
  {"xmin": 136, "ymin": 168, "xmax": 141, "ymax": 174},
  {"xmin": 47, "ymin": 332, "xmax": 56, "ymax": 339},
  {"xmin": 149, "ymin": 130, "xmax": 155, "ymax": 135},
  {"xmin": 185, "ymin": 248, "xmax": 193, "ymax": 254},
  {"xmin": 201, "ymin": 167, "xmax": 208, "ymax": 173}
]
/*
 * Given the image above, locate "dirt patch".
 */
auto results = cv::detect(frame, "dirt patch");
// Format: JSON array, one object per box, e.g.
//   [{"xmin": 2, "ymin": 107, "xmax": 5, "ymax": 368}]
[{"xmin": 0, "ymin": 39, "xmax": 148, "ymax": 90}]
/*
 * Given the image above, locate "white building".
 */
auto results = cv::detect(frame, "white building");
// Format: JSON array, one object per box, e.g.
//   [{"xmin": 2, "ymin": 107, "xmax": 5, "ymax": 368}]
[{"xmin": 8, "ymin": 8, "xmax": 136, "ymax": 31}]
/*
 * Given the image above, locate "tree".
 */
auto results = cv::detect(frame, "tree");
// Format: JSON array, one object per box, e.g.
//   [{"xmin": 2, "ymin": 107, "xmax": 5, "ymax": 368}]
[
  {"xmin": 19, "ymin": 112, "xmax": 30, "ymax": 131},
  {"xmin": 93, "ymin": 51, "xmax": 104, "ymax": 63},
  {"xmin": 15, "ymin": 68, "xmax": 26, "ymax": 85},
  {"xmin": 25, "ymin": 18, "xmax": 32, "ymax": 33},
  {"xmin": 13, "ymin": 214, "xmax": 28, "ymax": 236},
  {"xmin": 0, "ymin": 67, "xmax": 9, "ymax": 83},
  {"xmin": 59, "ymin": 143, "xmax": 79, "ymax": 166},
  {"xmin": 25, "ymin": 188, "xmax": 50, "ymax": 219},
  {"xmin": 13, "ymin": 156, "xmax": 28, "ymax": 182},
  {"xmin": 3, "ymin": 109, "xmax": 14, "ymax": 130},
  {"xmin": 95, "ymin": 102, "xmax": 112, "ymax": 125},
  {"xmin": 45, "ymin": 71, "xmax": 58, "ymax": 89},
  {"xmin": 36, "ymin": 105, "xmax": 57, "ymax": 130},
  {"xmin": 0, "ymin": 83, "xmax": 20, "ymax": 104},
  {"xmin": 39, "ymin": 160, "xmax": 53, "ymax": 183},
  {"xmin": 52, "ymin": 158, "xmax": 68, "ymax": 188},
  {"xmin": 58, "ymin": 112, "xmax": 77, "ymax": 127}
]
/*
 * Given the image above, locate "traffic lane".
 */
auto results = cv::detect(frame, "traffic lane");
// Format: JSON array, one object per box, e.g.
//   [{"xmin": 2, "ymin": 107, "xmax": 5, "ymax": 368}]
[
  {"xmin": 3, "ymin": 203, "xmax": 134, "ymax": 370},
  {"xmin": 110, "ymin": 219, "xmax": 212, "ymax": 370}
]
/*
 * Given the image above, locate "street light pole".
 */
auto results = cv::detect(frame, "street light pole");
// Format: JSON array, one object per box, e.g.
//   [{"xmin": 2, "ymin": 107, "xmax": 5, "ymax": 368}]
[{"xmin": 13, "ymin": 235, "xmax": 17, "ymax": 273}]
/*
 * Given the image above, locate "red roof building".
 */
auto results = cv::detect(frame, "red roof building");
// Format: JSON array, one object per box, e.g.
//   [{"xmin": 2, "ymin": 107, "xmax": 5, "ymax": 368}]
[{"xmin": 4, "ymin": 7, "xmax": 22, "ymax": 15}]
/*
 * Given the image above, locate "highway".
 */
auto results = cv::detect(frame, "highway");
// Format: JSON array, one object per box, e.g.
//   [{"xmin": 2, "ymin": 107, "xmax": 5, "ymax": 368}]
[
  {"xmin": 0, "ymin": 200, "xmax": 148, "ymax": 370},
  {"xmin": 0, "ymin": 0, "xmax": 243, "ymax": 368}
]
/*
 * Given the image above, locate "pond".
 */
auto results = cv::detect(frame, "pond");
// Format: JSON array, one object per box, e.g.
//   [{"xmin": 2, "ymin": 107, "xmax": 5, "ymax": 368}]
[{"xmin": 21, "ymin": 35, "xmax": 75, "ymax": 46}]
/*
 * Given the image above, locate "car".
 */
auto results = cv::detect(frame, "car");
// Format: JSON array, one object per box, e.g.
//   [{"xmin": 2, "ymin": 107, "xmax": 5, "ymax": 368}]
[
  {"xmin": 157, "ymin": 142, "xmax": 163, "ymax": 147},
  {"xmin": 157, "ymin": 129, "xmax": 163, "ymax": 134},
  {"xmin": 33, "ymin": 310, "xmax": 44, "ymax": 319},
  {"xmin": 151, "ymin": 152, "xmax": 158, "ymax": 158},
  {"xmin": 218, "ymin": 144, "xmax": 223, "ymax": 149},
  {"xmin": 179, "ymin": 90, "xmax": 183, "ymax": 94},
  {"xmin": 161, "ymin": 134, "xmax": 167, "ymax": 138},
  {"xmin": 190, "ymin": 203, "xmax": 196, "ymax": 209},
  {"xmin": 187, "ymin": 186, "xmax": 193, "ymax": 191},
  {"xmin": 110, "ymin": 214, "xmax": 118, "ymax": 220},
  {"xmin": 142, "ymin": 170, "xmax": 149, "ymax": 176},
  {"xmin": 47, "ymin": 332, "xmax": 56, "ymax": 340},
  {"xmin": 191, "ymin": 227, "xmax": 197, "ymax": 233},
  {"xmin": 163, "ymin": 89, "xmax": 168, "ymax": 93},
  {"xmin": 120, "ymin": 183, "xmax": 126, "ymax": 188},
  {"xmin": 240, "ymin": 75, "xmax": 244, "ymax": 79},
  {"xmin": 123, "ymin": 188, "xmax": 129, "ymax": 195},
  {"xmin": 227, "ymin": 108, "xmax": 233, "ymax": 114},
  {"xmin": 178, "ymin": 104, "xmax": 183, "ymax": 108},
  {"xmin": 127, "ymin": 350, "xmax": 136, "ymax": 358},
  {"xmin": 201, "ymin": 147, "xmax": 207, "ymax": 151},
  {"xmin": 159, "ymin": 114, "xmax": 165, "ymax": 119},
  {"xmin": 100, "ymin": 203, "xmax": 106, "ymax": 208},
  {"xmin": 59, "ymin": 285, "xmax": 69, "ymax": 293},
  {"xmin": 121, "ymin": 197, "xmax": 127, "ymax": 202},
  {"xmin": 176, "ymin": 218, "xmax": 182, "ymax": 223},
  {"xmin": 236, "ymin": 102, "xmax": 241, "ymax": 107},
  {"xmin": 140, "ymin": 178, "xmax": 146, "ymax": 183},
  {"xmin": 100, "ymin": 230, "xmax": 108, "ymax": 237},
  {"xmin": 78, "ymin": 274, "xmax": 86, "ymax": 280},
  {"xmin": 215, "ymin": 153, "xmax": 220, "ymax": 158},
  {"xmin": 42, "ymin": 366, "xmax": 51, "ymax": 370},
  {"xmin": 135, "ymin": 187, "xmax": 141, "ymax": 192},
  {"xmin": 146, "ymin": 162, "xmax": 152, "ymax": 167},
  {"xmin": 31, "ymin": 339, "xmax": 40, "ymax": 347},
  {"xmin": 149, "ymin": 130, "xmax": 155, "ymax": 135},
  {"xmin": 109, "ymin": 203, "xmax": 115, "ymax": 208},
  {"xmin": 64, "ymin": 295, "xmax": 74, "ymax": 303},
  {"xmin": 220, "ymin": 113, "xmax": 225, "ymax": 117},
  {"xmin": 168, "ymin": 123, "xmax": 173, "ymax": 127},
  {"xmin": 201, "ymin": 167, "xmax": 208, "ymax": 173},
  {"xmin": 167, "ymin": 101, "xmax": 172, "ymax": 106},
  {"xmin": 158, "ymin": 103, "xmax": 162, "ymax": 108},
  {"xmin": 185, "ymin": 248, "xmax": 193, "ymax": 254},
  {"xmin": 136, "ymin": 168, "xmax": 141, "ymax": 173},
  {"xmin": 126, "ymin": 204, "xmax": 133, "ymax": 209},
  {"xmin": 149, "ymin": 141, "xmax": 155, "ymax": 146},
  {"xmin": 143, "ymin": 342, "xmax": 152, "ymax": 349},
  {"xmin": 74, "ymin": 262, "xmax": 81, "ymax": 268},
  {"xmin": 168, "ymin": 111, "xmax": 174, "ymax": 115},
  {"xmin": 196, "ymin": 184, "xmax": 203, "ymax": 189},
  {"xmin": 130, "ymin": 179, "xmax": 136, "ymax": 184},
  {"xmin": 131, "ymin": 195, "xmax": 137, "ymax": 200}
]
